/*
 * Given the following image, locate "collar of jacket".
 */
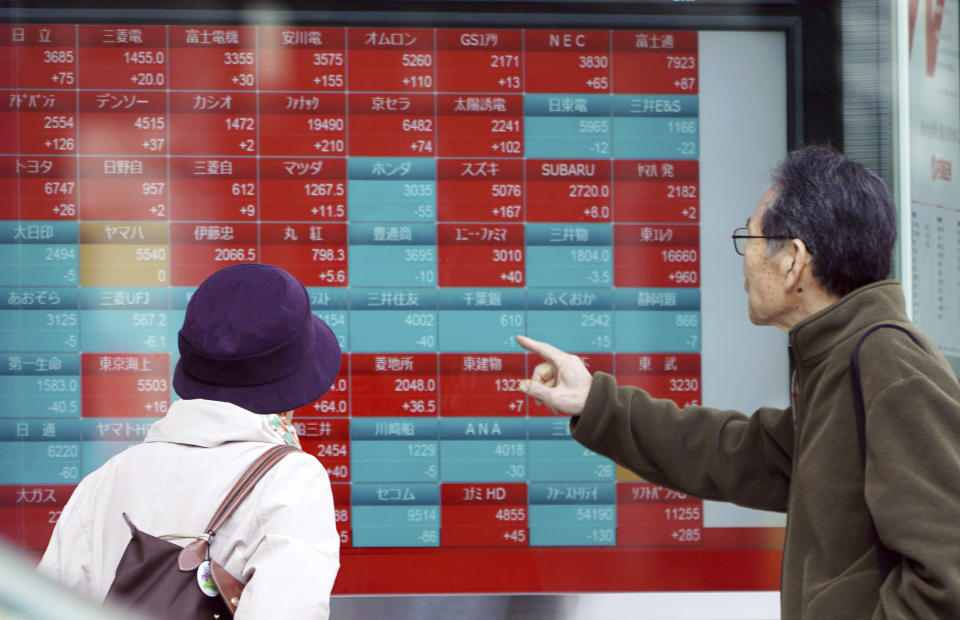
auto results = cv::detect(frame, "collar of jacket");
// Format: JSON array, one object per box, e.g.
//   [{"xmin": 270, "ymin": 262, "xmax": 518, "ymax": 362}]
[
  {"xmin": 787, "ymin": 279, "xmax": 909, "ymax": 367},
  {"xmin": 143, "ymin": 398, "xmax": 286, "ymax": 448}
]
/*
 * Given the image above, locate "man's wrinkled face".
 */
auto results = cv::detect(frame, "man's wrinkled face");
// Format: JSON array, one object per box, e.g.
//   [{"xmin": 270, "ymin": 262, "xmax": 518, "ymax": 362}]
[{"xmin": 743, "ymin": 189, "xmax": 788, "ymax": 326}]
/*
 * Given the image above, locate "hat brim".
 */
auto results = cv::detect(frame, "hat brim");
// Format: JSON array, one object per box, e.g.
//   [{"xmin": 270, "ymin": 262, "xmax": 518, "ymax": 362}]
[{"xmin": 173, "ymin": 313, "xmax": 342, "ymax": 414}]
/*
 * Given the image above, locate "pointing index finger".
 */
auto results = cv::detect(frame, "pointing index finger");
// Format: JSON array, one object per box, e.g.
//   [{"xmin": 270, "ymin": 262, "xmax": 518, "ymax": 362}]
[{"xmin": 515, "ymin": 334, "xmax": 567, "ymax": 365}]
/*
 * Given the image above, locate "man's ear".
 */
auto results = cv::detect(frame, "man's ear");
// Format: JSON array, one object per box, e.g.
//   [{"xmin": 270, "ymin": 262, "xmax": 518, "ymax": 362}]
[{"xmin": 782, "ymin": 238, "xmax": 811, "ymax": 290}]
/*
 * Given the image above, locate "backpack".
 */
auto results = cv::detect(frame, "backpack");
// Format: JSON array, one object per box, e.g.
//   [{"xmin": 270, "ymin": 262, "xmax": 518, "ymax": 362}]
[
  {"xmin": 104, "ymin": 445, "xmax": 299, "ymax": 619},
  {"xmin": 849, "ymin": 323, "xmax": 927, "ymax": 582}
]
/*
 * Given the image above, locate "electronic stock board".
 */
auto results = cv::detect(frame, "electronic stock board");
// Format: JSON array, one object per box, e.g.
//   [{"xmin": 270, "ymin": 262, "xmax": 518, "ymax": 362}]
[{"xmin": 0, "ymin": 9, "xmax": 794, "ymax": 594}]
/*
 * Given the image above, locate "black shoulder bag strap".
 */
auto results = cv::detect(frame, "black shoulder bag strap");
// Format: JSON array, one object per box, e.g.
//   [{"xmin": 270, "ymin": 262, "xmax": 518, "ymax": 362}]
[{"xmin": 849, "ymin": 322, "xmax": 926, "ymax": 582}]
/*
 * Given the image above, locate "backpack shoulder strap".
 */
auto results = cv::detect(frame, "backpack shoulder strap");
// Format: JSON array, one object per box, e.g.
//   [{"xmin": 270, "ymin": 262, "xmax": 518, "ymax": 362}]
[
  {"xmin": 177, "ymin": 444, "xmax": 300, "ymax": 571},
  {"xmin": 205, "ymin": 444, "xmax": 301, "ymax": 535},
  {"xmin": 850, "ymin": 323, "xmax": 926, "ymax": 582}
]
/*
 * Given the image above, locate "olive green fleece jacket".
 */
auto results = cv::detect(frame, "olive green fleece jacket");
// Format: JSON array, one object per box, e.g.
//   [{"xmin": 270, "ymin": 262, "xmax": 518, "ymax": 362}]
[{"xmin": 571, "ymin": 280, "xmax": 960, "ymax": 619}]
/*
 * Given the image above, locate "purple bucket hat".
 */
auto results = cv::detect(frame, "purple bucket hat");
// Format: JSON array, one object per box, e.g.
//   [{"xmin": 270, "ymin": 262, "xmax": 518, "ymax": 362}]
[{"xmin": 173, "ymin": 263, "xmax": 342, "ymax": 414}]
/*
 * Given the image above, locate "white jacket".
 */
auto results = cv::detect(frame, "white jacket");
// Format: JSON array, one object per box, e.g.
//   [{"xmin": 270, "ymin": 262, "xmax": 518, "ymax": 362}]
[{"xmin": 37, "ymin": 399, "xmax": 340, "ymax": 619}]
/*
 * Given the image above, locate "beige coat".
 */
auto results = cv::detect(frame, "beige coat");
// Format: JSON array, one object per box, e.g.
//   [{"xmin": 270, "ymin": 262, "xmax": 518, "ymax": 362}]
[
  {"xmin": 37, "ymin": 398, "xmax": 340, "ymax": 619},
  {"xmin": 571, "ymin": 281, "xmax": 960, "ymax": 619}
]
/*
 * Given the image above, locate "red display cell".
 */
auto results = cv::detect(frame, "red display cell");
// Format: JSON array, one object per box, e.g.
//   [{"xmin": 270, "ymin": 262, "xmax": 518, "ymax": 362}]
[
  {"xmin": 0, "ymin": 25, "xmax": 77, "ymax": 89},
  {"xmin": 614, "ymin": 224, "xmax": 699, "ymax": 288},
  {"xmin": 168, "ymin": 92, "xmax": 257, "ymax": 156},
  {"xmin": 77, "ymin": 91, "xmax": 166, "ymax": 155},
  {"xmin": 0, "ymin": 484, "xmax": 75, "ymax": 551},
  {"xmin": 437, "ymin": 159, "xmax": 524, "ymax": 222},
  {"xmin": 77, "ymin": 157, "xmax": 167, "ymax": 220},
  {"xmin": 615, "ymin": 353, "xmax": 700, "ymax": 375},
  {"xmin": 168, "ymin": 157, "xmax": 257, "ymax": 222},
  {"xmin": 259, "ymin": 93, "xmax": 347, "ymax": 157},
  {"xmin": 436, "ymin": 94, "xmax": 523, "ymax": 158},
  {"xmin": 0, "ymin": 156, "xmax": 77, "ymax": 220},
  {"xmin": 295, "ymin": 418, "xmax": 350, "ymax": 441},
  {"xmin": 441, "ymin": 525, "xmax": 530, "ymax": 547},
  {"xmin": 168, "ymin": 26, "xmax": 258, "ymax": 91},
  {"xmin": 617, "ymin": 481, "xmax": 699, "ymax": 507},
  {"xmin": 617, "ymin": 482, "xmax": 703, "ymax": 547},
  {"xmin": 614, "ymin": 160, "xmax": 699, "ymax": 223},
  {"xmin": 347, "ymin": 93, "xmax": 435, "ymax": 157},
  {"xmin": 260, "ymin": 222, "xmax": 349, "ymax": 287},
  {"xmin": 81, "ymin": 353, "xmax": 171, "ymax": 418},
  {"xmin": 294, "ymin": 371, "xmax": 350, "ymax": 418},
  {"xmin": 169, "ymin": 222, "xmax": 258, "ymax": 286},
  {"xmin": 257, "ymin": 27, "xmax": 346, "ymax": 91},
  {"xmin": 298, "ymin": 441, "xmax": 350, "ymax": 482},
  {"xmin": 524, "ymin": 30, "xmax": 611, "ymax": 94},
  {"xmin": 436, "ymin": 29, "xmax": 523, "ymax": 93},
  {"xmin": 527, "ymin": 353, "xmax": 613, "ymax": 417},
  {"xmin": 441, "ymin": 482, "xmax": 527, "ymax": 505},
  {"xmin": 526, "ymin": 159, "xmax": 612, "ymax": 223},
  {"xmin": 439, "ymin": 354, "xmax": 527, "ymax": 416},
  {"xmin": 346, "ymin": 28, "xmax": 434, "ymax": 92},
  {"xmin": 76, "ymin": 26, "xmax": 168, "ymax": 90},
  {"xmin": 0, "ymin": 91, "xmax": 77, "ymax": 155},
  {"xmin": 437, "ymin": 223, "xmax": 525, "ymax": 287},
  {"xmin": 615, "ymin": 353, "xmax": 701, "ymax": 404},
  {"xmin": 617, "ymin": 521, "xmax": 703, "ymax": 547},
  {"xmin": 612, "ymin": 31, "xmax": 698, "ymax": 95},
  {"xmin": 331, "ymin": 483, "xmax": 352, "ymax": 549},
  {"xmin": 350, "ymin": 353, "xmax": 438, "ymax": 417},
  {"xmin": 259, "ymin": 157, "xmax": 347, "ymax": 221}
]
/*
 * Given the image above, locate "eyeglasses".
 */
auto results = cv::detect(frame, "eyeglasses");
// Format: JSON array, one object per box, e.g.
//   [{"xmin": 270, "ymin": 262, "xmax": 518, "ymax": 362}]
[{"xmin": 731, "ymin": 227, "xmax": 793, "ymax": 256}]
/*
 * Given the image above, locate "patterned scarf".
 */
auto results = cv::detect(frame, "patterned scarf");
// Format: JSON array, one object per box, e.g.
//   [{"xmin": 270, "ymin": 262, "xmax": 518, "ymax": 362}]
[{"xmin": 265, "ymin": 413, "xmax": 302, "ymax": 449}]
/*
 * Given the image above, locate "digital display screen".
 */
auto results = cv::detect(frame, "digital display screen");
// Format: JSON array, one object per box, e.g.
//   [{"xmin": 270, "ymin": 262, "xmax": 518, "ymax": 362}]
[{"xmin": 0, "ymin": 19, "xmax": 787, "ymax": 594}]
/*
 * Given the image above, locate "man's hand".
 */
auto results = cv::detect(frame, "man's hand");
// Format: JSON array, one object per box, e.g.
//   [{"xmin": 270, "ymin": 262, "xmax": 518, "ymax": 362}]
[{"xmin": 515, "ymin": 334, "xmax": 593, "ymax": 415}]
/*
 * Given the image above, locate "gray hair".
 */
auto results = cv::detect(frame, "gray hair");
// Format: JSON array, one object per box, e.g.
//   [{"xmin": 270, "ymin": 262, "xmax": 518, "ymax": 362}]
[{"xmin": 762, "ymin": 146, "xmax": 896, "ymax": 296}]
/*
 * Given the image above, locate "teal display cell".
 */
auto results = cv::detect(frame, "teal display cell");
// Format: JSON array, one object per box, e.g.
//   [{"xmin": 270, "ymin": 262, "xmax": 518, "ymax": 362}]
[
  {"xmin": 525, "ymin": 310, "xmax": 612, "ymax": 353},
  {"xmin": 528, "ymin": 440, "xmax": 615, "ymax": 482},
  {"xmin": 528, "ymin": 523, "xmax": 617, "ymax": 547},
  {"xmin": 524, "ymin": 223, "xmax": 612, "ymax": 246},
  {"xmin": 524, "ymin": 117, "xmax": 612, "ymax": 159},
  {"xmin": 439, "ymin": 440, "xmax": 527, "ymax": 482},
  {"xmin": 349, "ymin": 310, "xmax": 437, "ymax": 353},
  {"xmin": 347, "ymin": 157, "xmax": 436, "ymax": 181},
  {"xmin": 0, "ymin": 378, "xmax": 80, "ymax": 418},
  {"xmin": 614, "ymin": 310, "xmax": 700, "ymax": 352},
  {"xmin": 0, "ymin": 374, "xmax": 79, "ymax": 400},
  {"xmin": 523, "ymin": 94, "xmax": 612, "ymax": 117},
  {"xmin": 526, "ymin": 247, "xmax": 612, "ymax": 287},
  {"xmin": 80, "ymin": 310, "xmax": 172, "ymax": 352},
  {"xmin": 0, "ymin": 221, "xmax": 78, "ymax": 243},
  {"xmin": 351, "ymin": 482, "xmax": 440, "ymax": 504},
  {"xmin": 614, "ymin": 287, "xmax": 700, "ymax": 311},
  {"xmin": 0, "ymin": 442, "xmax": 81, "ymax": 484},
  {"xmin": 350, "ymin": 505, "xmax": 439, "ymax": 528},
  {"xmin": 347, "ymin": 181, "xmax": 436, "ymax": 222},
  {"xmin": 313, "ymin": 310, "xmax": 348, "ymax": 350},
  {"xmin": 610, "ymin": 94, "xmax": 699, "ymax": 117},
  {"xmin": 351, "ymin": 440, "xmax": 439, "ymax": 482},
  {"xmin": 348, "ymin": 246, "xmax": 437, "ymax": 287},
  {"xmin": 82, "ymin": 441, "xmax": 137, "ymax": 474},
  {"xmin": 437, "ymin": 310, "xmax": 523, "ymax": 352},
  {"xmin": 0, "ymin": 252, "xmax": 78, "ymax": 286},
  {"xmin": 612, "ymin": 118, "xmax": 698, "ymax": 159},
  {"xmin": 350, "ymin": 418, "xmax": 438, "ymax": 441},
  {"xmin": 0, "ymin": 244, "xmax": 79, "ymax": 286},
  {"xmin": 0, "ymin": 309, "xmax": 79, "ymax": 351},
  {"xmin": 351, "ymin": 523, "xmax": 440, "ymax": 547},
  {"xmin": 82, "ymin": 418, "xmax": 157, "ymax": 442}
]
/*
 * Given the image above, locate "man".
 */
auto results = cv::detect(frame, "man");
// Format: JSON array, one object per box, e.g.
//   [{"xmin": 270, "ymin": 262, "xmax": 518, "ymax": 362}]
[
  {"xmin": 39, "ymin": 263, "xmax": 342, "ymax": 619},
  {"xmin": 517, "ymin": 146, "xmax": 960, "ymax": 619}
]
